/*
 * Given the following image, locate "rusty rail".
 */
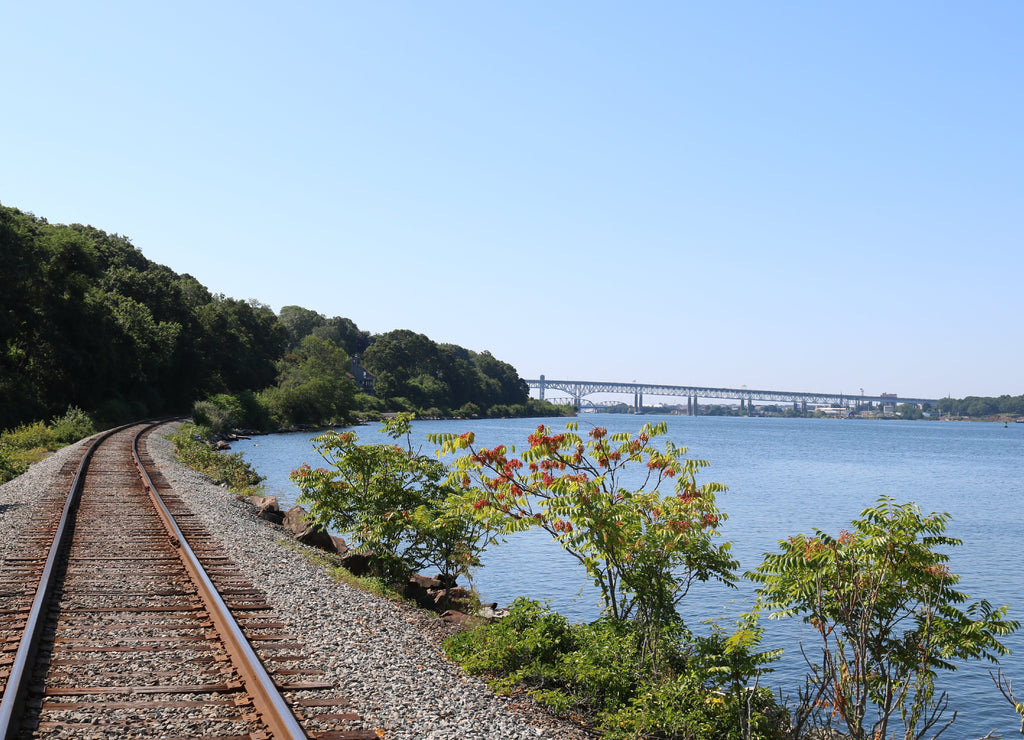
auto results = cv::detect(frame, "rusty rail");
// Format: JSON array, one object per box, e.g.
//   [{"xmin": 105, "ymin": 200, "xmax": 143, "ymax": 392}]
[
  {"xmin": 0, "ymin": 422, "xmax": 349, "ymax": 739},
  {"xmin": 130, "ymin": 424, "xmax": 310, "ymax": 739},
  {"xmin": 0, "ymin": 424, "xmax": 126, "ymax": 738}
]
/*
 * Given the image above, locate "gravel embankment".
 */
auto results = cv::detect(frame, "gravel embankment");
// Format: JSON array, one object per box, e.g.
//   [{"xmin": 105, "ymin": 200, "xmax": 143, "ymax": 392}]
[{"xmin": 0, "ymin": 426, "xmax": 593, "ymax": 740}]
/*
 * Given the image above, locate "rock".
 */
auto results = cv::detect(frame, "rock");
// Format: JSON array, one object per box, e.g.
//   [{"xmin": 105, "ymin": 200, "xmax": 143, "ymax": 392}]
[
  {"xmin": 433, "ymin": 586, "xmax": 472, "ymax": 611},
  {"xmin": 258, "ymin": 508, "xmax": 285, "ymax": 525},
  {"xmin": 250, "ymin": 495, "xmax": 279, "ymax": 512},
  {"xmin": 254, "ymin": 496, "xmax": 282, "ymax": 524},
  {"xmin": 283, "ymin": 505, "xmax": 335, "ymax": 551},
  {"xmin": 434, "ymin": 573, "xmax": 458, "ymax": 589},
  {"xmin": 404, "ymin": 575, "xmax": 443, "ymax": 609},
  {"xmin": 330, "ymin": 535, "xmax": 349, "ymax": 555},
  {"xmin": 283, "ymin": 505, "xmax": 311, "ymax": 535},
  {"xmin": 339, "ymin": 550, "xmax": 377, "ymax": 577},
  {"xmin": 439, "ymin": 610, "xmax": 487, "ymax": 628},
  {"xmin": 411, "ymin": 573, "xmax": 444, "ymax": 590}
]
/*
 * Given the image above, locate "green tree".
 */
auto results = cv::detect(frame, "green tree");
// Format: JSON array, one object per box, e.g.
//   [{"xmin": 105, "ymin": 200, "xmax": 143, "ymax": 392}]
[
  {"xmin": 195, "ymin": 297, "xmax": 286, "ymax": 393},
  {"xmin": 279, "ymin": 305, "xmax": 327, "ymax": 349},
  {"xmin": 895, "ymin": 403, "xmax": 924, "ymax": 420},
  {"xmin": 432, "ymin": 421, "xmax": 738, "ymax": 655},
  {"xmin": 313, "ymin": 316, "xmax": 370, "ymax": 357},
  {"xmin": 291, "ymin": 414, "xmax": 492, "ymax": 581},
  {"xmin": 748, "ymin": 497, "xmax": 1017, "ymax": 740},
  {"xmin": 260, "ymin": 335, "xmax": 356, "ymax": 426}
]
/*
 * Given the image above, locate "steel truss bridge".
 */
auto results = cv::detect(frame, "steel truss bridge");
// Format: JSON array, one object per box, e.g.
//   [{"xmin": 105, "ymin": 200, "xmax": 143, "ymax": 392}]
[{"xmin": 525, "ymin": 376, "xmax": 939, "ymax": 414}]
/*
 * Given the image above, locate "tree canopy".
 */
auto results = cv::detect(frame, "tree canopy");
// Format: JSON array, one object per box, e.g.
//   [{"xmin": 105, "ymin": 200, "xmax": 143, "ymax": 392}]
[{"xmin": 1, "ymin": 203, "xmax": 541, "ymax": 430}]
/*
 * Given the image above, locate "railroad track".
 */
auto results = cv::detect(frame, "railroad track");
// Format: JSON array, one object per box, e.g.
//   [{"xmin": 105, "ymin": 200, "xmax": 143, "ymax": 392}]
[{"xmin": 0, "ymin": 422, "xmax": 377, "ymax": 739}]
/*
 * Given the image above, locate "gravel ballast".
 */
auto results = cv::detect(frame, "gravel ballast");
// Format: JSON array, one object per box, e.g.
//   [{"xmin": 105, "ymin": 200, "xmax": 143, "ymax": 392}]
[{"xmin": 0, "ymin": 426, "xmax": 593, "ymax": 739}]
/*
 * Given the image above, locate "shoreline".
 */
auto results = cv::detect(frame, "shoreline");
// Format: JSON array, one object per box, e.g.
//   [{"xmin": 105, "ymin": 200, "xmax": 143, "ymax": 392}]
[{"xmin": 0, "ymin": 423, "xmax": 593, "ymax": 740}]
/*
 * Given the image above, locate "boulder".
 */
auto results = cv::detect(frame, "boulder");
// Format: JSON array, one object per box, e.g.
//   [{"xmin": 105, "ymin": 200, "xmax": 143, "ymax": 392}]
[
  {"xmin": 411, "ymin": 573, "xmax": 445, "ymax": 590},
  {"xmin": 404, "ymin": 575, "xmax": 445, "ymax": 609},
  {"xmin": 250, "ymin": 495, "xmax": 279, "ymax": 512},
  {"xmin": 433, "ymin": 586, "xmax": 472, "ymax": 611},
  {"xmin": 283, "ymin": 505, "xmax": 335, "ymax": 551},
  {"xmin": 434, "ymin": 573, "xmax": 458, "ymax": 589},
  {"xmin": 257, "ymin": 508, "xmax": 285, "ymax": 525},
  {"xmin": 330, "ymin": 536, "xmax": 349, "ymax": 555},
  {"xmin": 339, "ymin": 550, "xmax": 376, "ymax": 576},
  {"xmin": 439, "ymin": 610, "xmax": 486, "ymax": 628}
]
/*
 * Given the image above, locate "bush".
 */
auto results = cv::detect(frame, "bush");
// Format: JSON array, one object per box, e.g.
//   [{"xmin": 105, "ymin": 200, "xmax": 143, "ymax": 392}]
[
  {"xmin": 354, "ymin": 392, "xmax": 386, "ymax": 413},
  {"xmin": 600, "ymin": 676, "xmax": 787, "ymax": 740},
  {"xmin": 445, "ymin": 597, "xmax": 572, "ymax": 683},
  {"xmin": 0, "ymin": 442, "xmax": 28, "ymax": 483},
  {"xmin": 750, "ymin": 497, "xmax": 1018, "ymax": 739},
  {"xmin": 291, "ymin": 415, "xmax": 493, "ymax": 583},
  {"xmin": 444, "ymin": 598, "xmax": 788, "ymax": 739},
  {"xmin": 170, "ymin": 423, "xmax": 265, "ymax": 494},
  {"xmin": 1, "ymin": 420, "xmax": 55, "ymax": 450},
  {"xmin": 49, "ymin": 406, "xmax": 96, "ymax": 444},
  {"xmin": 0, "ymin": 407, "xmax": 97, "ymax": 484},
  {"xmin": 196, "ymin": 391, "xmax": 272, "ymax": 431},
  {"xmin": 191, "ymin": 400, "xmax": 235, "ymax": 435}
]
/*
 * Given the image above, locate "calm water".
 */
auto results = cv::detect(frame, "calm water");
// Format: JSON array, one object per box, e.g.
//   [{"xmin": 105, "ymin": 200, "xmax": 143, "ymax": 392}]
[{"xmin": 231, "ymin": 414, "xmax": 1024, "ymax": 736}]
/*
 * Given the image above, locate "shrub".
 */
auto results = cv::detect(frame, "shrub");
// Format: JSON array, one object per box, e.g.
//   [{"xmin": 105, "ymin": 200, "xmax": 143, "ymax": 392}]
[
  {"xmin": 1, "ymin": 420, "xmax": 55, "ymax": 450},
  {"xmin": 191, "ymin": 400, "xmax": 235, "ymax": 435},
  {"xmin": 444, "ymin": 598, "xmax": 788, "ymax": 739},
  {"xmin": 750, "ymin": 497, "xmax": 1018, "ymax": 739},
  {"xmin": 291, "ymin": 414, "xmax": 494, "ymax": 583},
  {"xmin": 49, "ymin": 406, "xmax": 96, "ymax": 444},
  {"xmin": 170, "ymin": 423, "xmax": 264, "ymax": 494},
  {"xmin": 601, "ymin": 675, "xmax": 787, "ymax": 740},
  {"xmin": 431, "ymin": 421, "xmax": 737, "ymax": 649},
  {"xmin": 445, "ymin": 597, "xmax": 572, "ymax": 684},
  {"xmin": 0, "ymin": 442, "xmax": 28, "ymax": 483},
  {"xmin": 200, "ymin": 391, "xmax": 272, "ymax": 431},
  {"xmin": 0, "ymin": 407, "xmax": 97, "ymax": 484}
]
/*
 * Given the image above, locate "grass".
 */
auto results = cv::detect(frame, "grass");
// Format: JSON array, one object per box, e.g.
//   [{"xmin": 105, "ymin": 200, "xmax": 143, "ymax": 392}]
[
  {"xmin": 0, "ymin": 407, "xmax": 97, "ymax": 484},
  {"xmin": 168, "ymin": 423, "xmax": 265, "ymax": 496}
]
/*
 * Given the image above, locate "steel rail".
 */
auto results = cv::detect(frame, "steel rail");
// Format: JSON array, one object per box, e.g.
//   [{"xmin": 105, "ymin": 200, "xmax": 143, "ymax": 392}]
[
  {"xmin": 131, "ymin": 423, "xmax": 310, "ymax": 740},
  {"xmin": 0, "ymin": 424, "xmax": 129, "ymax": 739}
]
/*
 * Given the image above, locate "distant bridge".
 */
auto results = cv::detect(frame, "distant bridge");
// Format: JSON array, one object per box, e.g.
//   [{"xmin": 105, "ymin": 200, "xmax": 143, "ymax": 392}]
[{"xmin": 525, "ymin": 376, "xmax": 940, "ymax": 414}]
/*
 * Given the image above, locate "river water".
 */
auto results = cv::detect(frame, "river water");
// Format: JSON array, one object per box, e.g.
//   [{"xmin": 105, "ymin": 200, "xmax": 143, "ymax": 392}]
[{"xmin": 230, "ymin": 414, "xmax": 1024, "ymax": 737}]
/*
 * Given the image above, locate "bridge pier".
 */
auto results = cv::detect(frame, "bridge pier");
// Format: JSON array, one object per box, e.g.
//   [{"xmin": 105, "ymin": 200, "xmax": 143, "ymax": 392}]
[{"xmin": 538, "ymin": 375, "xmax": 546, "ymax": 401}]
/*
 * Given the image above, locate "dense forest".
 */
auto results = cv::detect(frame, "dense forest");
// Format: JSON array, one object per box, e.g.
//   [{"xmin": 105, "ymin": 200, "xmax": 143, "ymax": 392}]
[{"xmin": 0, "ymin": 203, "xmax": 562, "ymax": 432}]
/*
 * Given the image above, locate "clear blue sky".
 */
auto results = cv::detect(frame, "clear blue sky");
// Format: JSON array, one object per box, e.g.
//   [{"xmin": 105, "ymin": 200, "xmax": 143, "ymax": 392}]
[{"xmin": 4, "ymin": 2, "xmax": 1021, "ymax": 400}]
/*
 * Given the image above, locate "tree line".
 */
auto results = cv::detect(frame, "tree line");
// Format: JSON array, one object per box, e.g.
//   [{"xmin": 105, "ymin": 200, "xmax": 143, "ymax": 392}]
[
  {"xmin": 938, "ymin": 395, "xmax": 1024, "ymax": 418},
  {"xmin": 0, "ymin": 203, "xmax": 564, "ymax": 432}
]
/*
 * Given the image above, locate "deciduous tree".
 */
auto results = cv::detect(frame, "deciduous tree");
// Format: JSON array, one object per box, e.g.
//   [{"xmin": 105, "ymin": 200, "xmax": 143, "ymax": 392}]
[
  {"xmin": 431, "ymin": 421, "xmax": 738, "ymax": 654},
  {"xmin": 748, "ymin": 497, "xmax": 1018, "ymax": 740}
]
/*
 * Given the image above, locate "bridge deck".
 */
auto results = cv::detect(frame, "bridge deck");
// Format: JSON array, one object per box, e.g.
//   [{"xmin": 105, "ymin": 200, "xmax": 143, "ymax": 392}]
[{"xmin": 526, "ymin": 379, "xmax": 937, "ymax": 407}]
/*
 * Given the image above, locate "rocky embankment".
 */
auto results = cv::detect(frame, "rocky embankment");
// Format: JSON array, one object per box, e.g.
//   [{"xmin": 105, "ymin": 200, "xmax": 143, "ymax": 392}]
[
  {"xmin": 243, "ymin": 493, "xmax": 500, "ymax": 625},
  {"xmin": 0, "ymin": 426, "xmax": 593, "ymax": 740}
]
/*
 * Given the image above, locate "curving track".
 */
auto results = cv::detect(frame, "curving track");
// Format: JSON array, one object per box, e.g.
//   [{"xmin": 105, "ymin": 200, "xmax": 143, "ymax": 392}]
[{"xmin": 0, "ymin": 422, "xmax": 376, "ymax": 739}]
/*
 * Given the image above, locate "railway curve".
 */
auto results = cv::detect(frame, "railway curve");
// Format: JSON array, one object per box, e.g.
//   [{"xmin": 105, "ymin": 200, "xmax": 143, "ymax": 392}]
[{"xmin": 0, "ymin": 421, "xmax": 376, "ymax": 740}]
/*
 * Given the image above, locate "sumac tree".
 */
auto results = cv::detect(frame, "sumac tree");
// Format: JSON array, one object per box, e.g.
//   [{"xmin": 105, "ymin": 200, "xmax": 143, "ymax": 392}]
[
  {"xmin": 430, "ymin": 421, "xmax": 738, "ymax": 648},
  {"xmin": 291, "ymin": 414, "xmax": 493, "ymax": 582},
  {"xmin": 748, "ymin": 497, "xmax": 1018, "ymax": 740}
]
